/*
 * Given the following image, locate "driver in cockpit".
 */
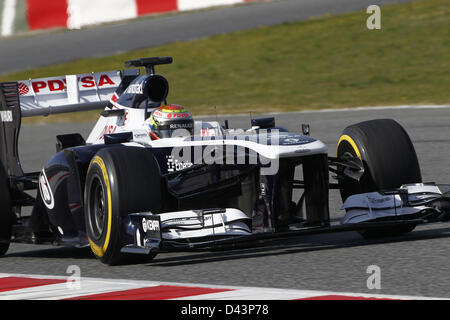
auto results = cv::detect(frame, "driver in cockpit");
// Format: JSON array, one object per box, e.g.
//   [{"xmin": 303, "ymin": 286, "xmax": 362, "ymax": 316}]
[{"xmin": 145, "ymin": 104, "xmax": 194, "ymax": 140}]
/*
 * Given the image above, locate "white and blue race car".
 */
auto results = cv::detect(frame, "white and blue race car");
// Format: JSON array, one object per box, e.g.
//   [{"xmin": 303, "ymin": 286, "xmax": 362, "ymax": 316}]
[{"xmin": 0, "ymin": 57, "xmax": 448, "ymax": 265}]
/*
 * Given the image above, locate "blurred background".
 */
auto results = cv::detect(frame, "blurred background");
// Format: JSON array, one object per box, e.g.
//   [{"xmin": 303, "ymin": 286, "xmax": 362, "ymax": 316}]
[{"xmin": 0, "ymin": 0, "xmax": 448, "ymax": 122}]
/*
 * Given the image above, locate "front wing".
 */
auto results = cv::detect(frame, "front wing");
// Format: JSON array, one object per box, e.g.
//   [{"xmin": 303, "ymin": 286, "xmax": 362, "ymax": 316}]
[{"xmin": 122, "ymin": 183, "xmax": 450, "ymax": 254}]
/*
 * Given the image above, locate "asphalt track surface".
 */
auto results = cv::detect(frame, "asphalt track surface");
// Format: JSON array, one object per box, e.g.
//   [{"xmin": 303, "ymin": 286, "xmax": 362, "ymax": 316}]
[
  {"xmin": 0, "ymin": 0, "xmax": 414, "ymax": 75},
  {"xmin": 1, "ymin": 0, "xmax": 446, "ymax": 299},
  {"xmin": 1, "ymin": 106, "xmax": 449, "ymax": 299}
]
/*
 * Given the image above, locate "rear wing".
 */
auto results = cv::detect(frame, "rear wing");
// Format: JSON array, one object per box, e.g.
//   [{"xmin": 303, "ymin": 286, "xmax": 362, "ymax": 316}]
[
  {"xmin": 0, "ymin": 57, "xmax": 165, "ymax": 207},
  {"xmin": 0, "ymin": 70, "xmax": 128, "ymax": 182},
  {"xmin": 14, "ymin": 71, "xmax": 122, "ymax": 117}
]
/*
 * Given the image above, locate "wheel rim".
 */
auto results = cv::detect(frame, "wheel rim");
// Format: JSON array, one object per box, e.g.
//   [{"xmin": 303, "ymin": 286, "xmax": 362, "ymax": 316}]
[
  {"xmin": 337, "ymin": 140, "xmax": 365, "ymax": 201},
  {"xmin": 89, "ymin": 176, "xmax": 106, "ymax": 240}
]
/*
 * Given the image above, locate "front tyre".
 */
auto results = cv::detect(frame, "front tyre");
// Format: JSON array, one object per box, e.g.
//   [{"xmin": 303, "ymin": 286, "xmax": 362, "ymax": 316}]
[
  {"xmin": 337, "ymin": 119, "xmax": 422, "ymax": 238},
  {"xmin": 84, "ymin": 147, "xmax": 162, "ymax": 265}
]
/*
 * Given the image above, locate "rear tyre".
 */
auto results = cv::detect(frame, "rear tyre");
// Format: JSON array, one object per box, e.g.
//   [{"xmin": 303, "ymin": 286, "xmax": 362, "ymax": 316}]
[
  {"xmin": 0, "ymin": 164, "xmax": 13, "ymax": 256},
  {"xmin": 84, "ymin": 147, "xmax": 162, "ymax": 265},
  {"xmin": 337, "ymin": 119, "xmax": 422, "ymax": 238}
]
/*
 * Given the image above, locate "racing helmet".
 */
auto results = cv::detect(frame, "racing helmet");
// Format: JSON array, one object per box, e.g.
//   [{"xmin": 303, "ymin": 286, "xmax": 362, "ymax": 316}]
[{"xmin": 149, "ymin": 104, "xmax": 194, "ymax": 139}]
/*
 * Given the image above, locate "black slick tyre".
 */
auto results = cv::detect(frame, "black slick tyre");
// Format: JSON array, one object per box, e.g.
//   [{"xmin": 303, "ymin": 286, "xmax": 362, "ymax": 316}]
[
  {"xmin": 84, "ymin": 147, "xmax": 162, "ymax": 265},
  {"xmin": 337, "ymin": 119, "xmax": 422, "ymax": 238}
]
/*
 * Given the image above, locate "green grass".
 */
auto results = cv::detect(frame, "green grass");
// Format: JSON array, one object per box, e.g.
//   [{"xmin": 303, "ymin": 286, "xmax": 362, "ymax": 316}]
[{"xmin": 1, "ymin": 0, "xmax": 449, "ymax": 123}]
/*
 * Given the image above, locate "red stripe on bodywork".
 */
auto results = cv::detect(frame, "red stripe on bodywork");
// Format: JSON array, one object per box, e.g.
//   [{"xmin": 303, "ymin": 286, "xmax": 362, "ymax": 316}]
[
  {"xmin": 26, "ymin": 0, "xmax": 68, "ymax": 30},
  {"xmin": 66, "ymin": 285, "xmax": 233, "ymax": 300},
  {"xmin": 299, "ymin": 295, "xmax": 394, "ymax": 300},
  {"xmin": 0, "ymin": 277, "xmax": 66, "ymax": 293},
  {"xmin": 136, "ymin": 0, "xmax": 178, "ymax": 16}
]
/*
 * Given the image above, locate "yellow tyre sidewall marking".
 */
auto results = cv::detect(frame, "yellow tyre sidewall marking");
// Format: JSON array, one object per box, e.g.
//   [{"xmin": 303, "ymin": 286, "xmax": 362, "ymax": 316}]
[
  {"xmin": 88, "ymin": 156, "xmax": 112, "ymax": 258},
  {"xmin": 337, "ymin": 134, "xmax": 361, "ymax": 159}
]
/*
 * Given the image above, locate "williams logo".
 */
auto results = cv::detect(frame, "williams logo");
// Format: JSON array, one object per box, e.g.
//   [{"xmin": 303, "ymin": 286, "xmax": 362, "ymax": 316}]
[{"xmin": 39, "ymin": 170, "xmax": 55, "ymax": 210}]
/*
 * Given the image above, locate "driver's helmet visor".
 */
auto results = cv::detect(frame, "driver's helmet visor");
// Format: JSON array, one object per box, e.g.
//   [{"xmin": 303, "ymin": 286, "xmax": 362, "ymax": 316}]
[{"xmin": 154, "ymin": 121, "xmax": 194, "ymax": 138}]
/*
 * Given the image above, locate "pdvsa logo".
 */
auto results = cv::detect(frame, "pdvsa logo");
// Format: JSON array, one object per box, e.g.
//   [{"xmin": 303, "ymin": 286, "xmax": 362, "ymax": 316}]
[
  {"xmin": 19, "ymin": 74, "xmax": 117, "ymax": 96},
  {"xmin": 18, "ymin": 82, "xmax": 29, "ymax": 95}
]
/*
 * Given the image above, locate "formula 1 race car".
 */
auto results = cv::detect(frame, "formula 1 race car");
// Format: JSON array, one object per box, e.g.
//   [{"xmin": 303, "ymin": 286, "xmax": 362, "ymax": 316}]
[{"xmin": 0, "ymin": 57, "xmax": 449, "ymax": 265}]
